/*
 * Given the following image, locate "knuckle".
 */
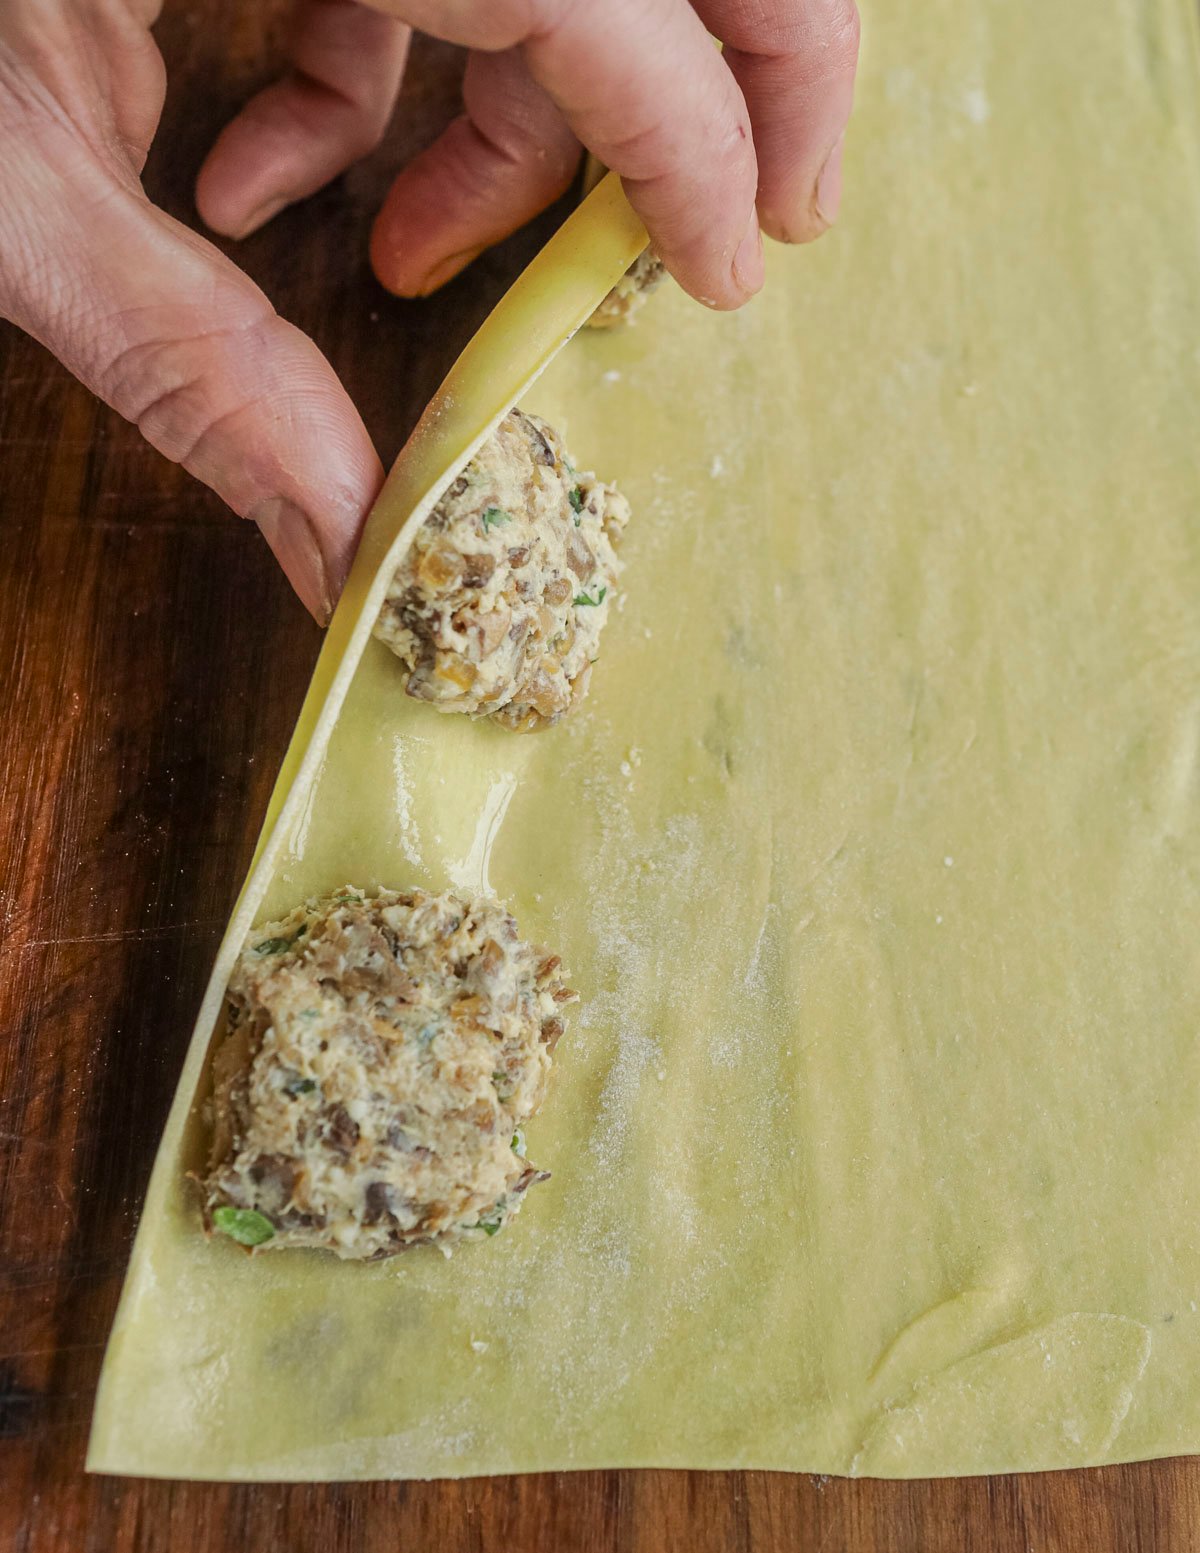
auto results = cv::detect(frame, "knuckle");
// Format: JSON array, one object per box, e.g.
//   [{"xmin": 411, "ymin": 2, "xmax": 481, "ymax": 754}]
[
  {"xmin": 282, "ymin": 76, "xmax": 390, "ymax": 165},
  {"xmin": 477, "ymin": 106, "xmax": 574, "ymax": 185},
  {"xmin": 597, "ymin": 117, "xmax": 663, "ymax": 182},
  {"xmin": 419, "ymin": 0, "xmax": 541, "ymax": 49},
  {"xmin": 436, "ymin": 119, "xmax": 508, "ymax": 206},
  {"xmin": 724, "ymin": 0, "xmax": 860, "ymax": 68},
  {"xmin": 516, "ymin": 0, "xmax": 563, "ymax": 41},
  {"xmin": 101, "ymin": 335, "xmax": 209, "ymax": 455},
  {"xmin": 99, "ymin": 311, "xmax": 271, "ymax": 471},
  {"xmin": 462, "ymin": 48, "xmax": 567, "ymax": 152},
  {"xmin": 827, "ymin": 0, "xmax": 862, "ymax": 63}
]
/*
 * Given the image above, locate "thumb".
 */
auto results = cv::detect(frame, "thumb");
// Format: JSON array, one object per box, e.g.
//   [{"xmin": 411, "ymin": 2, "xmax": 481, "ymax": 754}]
[{"xmin": 1, "ymin": 139, "xmax": 382, "ymax": 623}]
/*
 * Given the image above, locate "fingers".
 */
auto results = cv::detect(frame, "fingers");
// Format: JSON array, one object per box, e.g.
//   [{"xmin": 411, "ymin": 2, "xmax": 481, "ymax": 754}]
[
  {"xmin": 363, "ymin": 0, "xmax": 761, "ymax": 309},
  {"xmin": 88, "ymin": 0, "xmax": 169, "ymax": 170},
  {"xmin": 2, "ymin": 123, "xmax": 382, "ymax": 620},
  {"xmin": 693, "ymin": 0, "xmax": 860, "ymax": 244},
  {"xmin": 196, "ymin": 0, "xmax": 410, "ymax": 240},
  {"xmin": 4, "ymin": 0, "xmax": 166, "ymax": 176},
  {"xmin": 370, "ymin": 48, "xmax": 580, "ymax": 297},
  {"xmin": 529, "ymin": 0, "xmax": 762, "ymax": 307}
]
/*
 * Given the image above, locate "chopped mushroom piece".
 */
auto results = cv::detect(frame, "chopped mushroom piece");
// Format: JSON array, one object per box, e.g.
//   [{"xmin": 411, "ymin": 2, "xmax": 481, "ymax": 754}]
[
  {"xmin": 374, "ymin": 409, "xmax": 630, "ymax": 732},
  {"xmin": 202, "ymin": 888, "xmax": 574, "ymax": 1259}
]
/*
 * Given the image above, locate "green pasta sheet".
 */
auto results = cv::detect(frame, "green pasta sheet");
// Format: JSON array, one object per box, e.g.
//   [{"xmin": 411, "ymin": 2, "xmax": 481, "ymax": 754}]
[{"xmin": 90, "ymin": 0, "xmax": 1200, "ymax": 1479}]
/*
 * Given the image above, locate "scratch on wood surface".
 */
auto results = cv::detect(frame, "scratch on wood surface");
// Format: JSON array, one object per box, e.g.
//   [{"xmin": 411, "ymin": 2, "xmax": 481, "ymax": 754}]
[
  {"xmin": 815, "ymin": 1512, "xmax": 843, "ymax": 1553},
  {"xmin": 51, "ymin": 1183, "xmax": 77, "ymax": 1235},
  {"xmin": 2, "ymin": 919, "xmax": 225, "ymax": 956},
  {"xmin": 0, "ymin": 1343, "xmax": 106, "ymax": 1362}
]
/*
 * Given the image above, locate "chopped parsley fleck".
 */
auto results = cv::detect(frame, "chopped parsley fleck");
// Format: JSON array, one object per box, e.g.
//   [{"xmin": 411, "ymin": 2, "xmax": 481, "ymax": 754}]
[
  {"xmin": 512, "ymin": 1128, "xmax": 527, "ymax": 1157},
  {"xmin": 254, "ymin": 921, "xmax": 306, "ymax": 955},
  {"xmin": 212, "ymin": 1206, "xmax": 276, "ymax": 1246},
  {"xmin": 568, "ymin": 486, "xmax": 584, "ymax": 515},
  {"xmin": 574, "ymin": 586, "xmax": 608, "ymax": 608},
  {"xmin": 254, "ymin": 937, "xmax": 294, "ymax": 956},
  {"xmin": 284, "ymin": 1074, "xmax": 317, "ymax": 1096},
  {"xmin": 477, "ymin": 1209, "xmax": 505, "ymax": 1237},
  {"xmin": 481, "ymin": 506, "xmax": 511, "ymax": 531}
]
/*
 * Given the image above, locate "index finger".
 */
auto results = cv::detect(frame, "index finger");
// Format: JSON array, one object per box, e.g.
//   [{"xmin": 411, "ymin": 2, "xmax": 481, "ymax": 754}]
[{"xmin": 363, "ymin": 0, "xmax": 763, "ymax": 308}]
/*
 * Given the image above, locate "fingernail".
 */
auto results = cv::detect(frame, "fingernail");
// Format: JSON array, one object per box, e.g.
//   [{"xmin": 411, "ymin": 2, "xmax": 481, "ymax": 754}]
[
  {"xmin": 815, "ymin": 134, "xmax": 846, "ymax": 227},
  {"xmin": 732, "ymin": 213, "xmax": 764, "ymax": 297},
  {"xmin": 228, "ymin": 195, "xmax": 289, "ymax": 240},
  {"xmin": 413, "ymin": 245, "xmax": 486, "ymax": 298},
  {"xmin": 252, "ymin": 497, "xmax": 334, "ymax": 625}
]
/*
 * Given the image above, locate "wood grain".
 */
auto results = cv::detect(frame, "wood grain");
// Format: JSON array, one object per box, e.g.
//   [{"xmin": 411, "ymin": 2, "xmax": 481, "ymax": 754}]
[{"xmin": 0, "ymin": 2, "xmax": 1196, "ymax": 1547}]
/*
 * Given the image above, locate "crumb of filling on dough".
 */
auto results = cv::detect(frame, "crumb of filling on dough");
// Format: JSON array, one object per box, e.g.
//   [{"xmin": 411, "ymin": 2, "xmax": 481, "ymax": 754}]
[
  {"xmin": 201, "ymin": 887, "xmax": 576, "ymax": 1261},
  {"xmin": 374, "ymin": 409, "xmax": 630, "ymax": 733},
  {"xmin": 586, "ymin": 250, "xmax": 667, "ymax": 330}
]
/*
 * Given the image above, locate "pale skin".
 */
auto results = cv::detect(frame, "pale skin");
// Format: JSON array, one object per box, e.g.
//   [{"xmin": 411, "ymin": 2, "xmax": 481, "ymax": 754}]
[{"xmin": 0, "ymin": 0, "xmax": 859, "ymax": 621}]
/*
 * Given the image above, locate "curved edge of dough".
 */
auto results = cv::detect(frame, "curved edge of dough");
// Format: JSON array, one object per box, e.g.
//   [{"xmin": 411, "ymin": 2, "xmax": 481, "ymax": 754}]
[{"xmin": 85, "ymin": 174, "xmax": 646, "ymax": 1474}]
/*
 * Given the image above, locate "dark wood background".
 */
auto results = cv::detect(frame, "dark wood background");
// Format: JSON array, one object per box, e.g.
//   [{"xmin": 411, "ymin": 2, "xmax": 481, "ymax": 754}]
[{"xmin": 1, "ymin": 3, "xmax": 1196, "ymax": 1548}]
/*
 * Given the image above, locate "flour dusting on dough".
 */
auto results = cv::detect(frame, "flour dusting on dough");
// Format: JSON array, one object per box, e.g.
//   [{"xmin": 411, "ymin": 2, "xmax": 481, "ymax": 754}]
[{"xmin": 390, "ymin": 742, "xmax": 424, "ymax": 869}]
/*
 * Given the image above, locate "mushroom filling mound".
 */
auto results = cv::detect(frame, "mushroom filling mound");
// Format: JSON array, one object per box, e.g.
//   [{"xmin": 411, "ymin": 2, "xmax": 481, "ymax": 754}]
[
  {"xmin": 587, "ymin": 250, "xmax": 666, "ymax": 329},
  {"xmin": 374, "ymin": 408, "xmax": 630, "ymax": 732},
  {"xmin": 203, "ymin": 887, "xmax": 574, "ymax": 1259}
]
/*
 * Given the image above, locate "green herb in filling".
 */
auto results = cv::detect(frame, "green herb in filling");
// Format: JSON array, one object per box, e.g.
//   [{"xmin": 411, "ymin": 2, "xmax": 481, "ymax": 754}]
[
  {"xmin": 477, "ymin": 1208, "xmax": 505, "ymax": 1237},
  {"xmin": 212, "ymin": 1206, "xmax": 276, "ymax": 1246},
  {"xmin": 255, "ymin": 923, "xmax": 308, "ymax": 955}
]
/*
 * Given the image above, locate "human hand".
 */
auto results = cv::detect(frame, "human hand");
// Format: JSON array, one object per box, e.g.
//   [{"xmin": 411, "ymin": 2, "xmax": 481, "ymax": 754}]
[
  {"xmin": 0, "ymin": 1, "xmax": 858, "ymax": 624},
  {"xmin": 0, "ymin": 0, "xmax": 388, "ymax": 622},
  {"xmin": 200, "ymin": 0, "xmax": 861, "ymax": 308}
]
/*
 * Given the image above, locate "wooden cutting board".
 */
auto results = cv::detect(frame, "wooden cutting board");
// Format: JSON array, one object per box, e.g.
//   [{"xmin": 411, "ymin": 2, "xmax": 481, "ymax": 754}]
[{"xmin": 1, "ymin": 2, "xmax": 1197, "ymax": 1545}]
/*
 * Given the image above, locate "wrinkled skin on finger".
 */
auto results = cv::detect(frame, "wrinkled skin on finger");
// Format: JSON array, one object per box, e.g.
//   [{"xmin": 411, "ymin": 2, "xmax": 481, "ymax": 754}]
[
  {"xmin": 0, "ymin": 0, "xmax": 384, "ymax": 621},
  {"xmin": 0, "ymin": 0, "xmax": 859, "ymax": 617},
  {"xmin": 202, "ymin": 0, "xmax": 859, "ymax": 308}
]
